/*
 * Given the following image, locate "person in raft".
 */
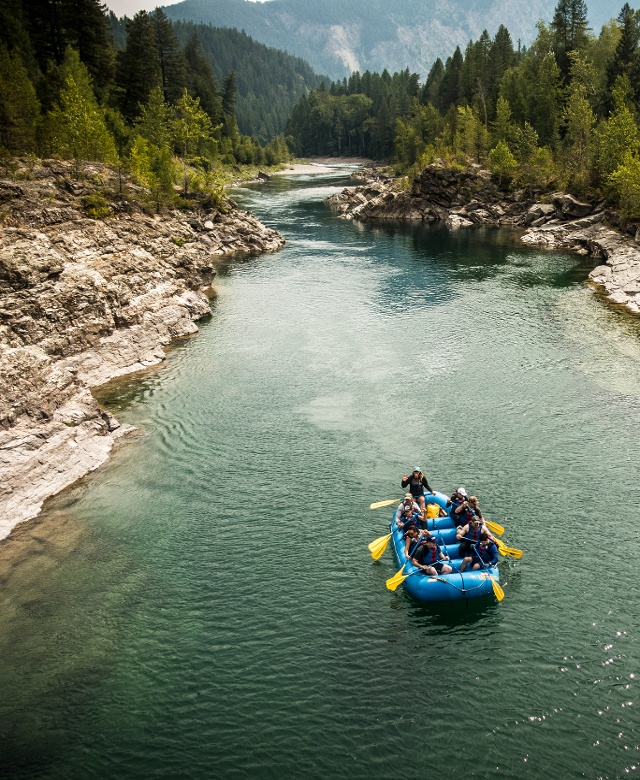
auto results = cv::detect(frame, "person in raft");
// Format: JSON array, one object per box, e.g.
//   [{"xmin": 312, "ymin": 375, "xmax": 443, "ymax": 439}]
[
  {"xmin": 446, "ymin": 487, "xmax": 467, "ymax": 523},
  {"xmin": 460, "ymin": 533, "xmax": 499, "ymax": 572},
  {"xmin": 401, "ymin": 467, "xmax": 433, "ymax": 511},
  {"xmin": 411, "ymin": 537, "xmax": 453, "ymax": 576},
  {"xmin": 395, "ymin": 494, "xmax": 420, "ymax": 524},
  {"xmin": 397, "ymin": 504, "xmax": 420, "ymax": 534},
  {"xmin": 467, "ymin": 495, "xmax": 484, "ymax": 520},
  {"xmin": 403, "ymin": 525, "xmax": 435, "ymax": 556},
  {"xmin": 452, "ymin": 495, "xmax": 479, "ymax": 529},
  {"xmin": 456, "ymin": 515, "xmax": 494, "ymax": 558}
]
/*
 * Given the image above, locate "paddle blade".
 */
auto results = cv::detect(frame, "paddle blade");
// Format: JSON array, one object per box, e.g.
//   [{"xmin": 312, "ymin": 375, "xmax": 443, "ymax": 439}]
[
  {"xmin": 386, "ymin": 565, "xmax": 408, "ymax": 591},
  {"xmin": 370, "ymin": 499, "xmax": 399, "ymax": 510},
  {"xmin": 491, "ymin": 577, "xmax": 505, "ymax": 602},
  {"xmin": 368, "ymin": 532, "xmax": 392, "ymax": 560},
  {"xmin": 486, "ymin": 520, "xmax": 505, "ymax": 536},
  {"xmin": 495, "ymin": 539, "xmax": 507, "ymax": 555},
  {"xmin": 505, "ymin": 547, "xmax": 523, "ymax": 559}
]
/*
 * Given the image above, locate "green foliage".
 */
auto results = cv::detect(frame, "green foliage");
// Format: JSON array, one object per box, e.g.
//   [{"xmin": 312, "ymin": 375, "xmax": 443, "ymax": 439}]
[
  {"xmin": 83, "ymin": 192, "xmax": 112, "ymax": 219},
  {"xmin": 172, "ymin": 22, "xmax": 326, "ymax": 143},
  {"xmin": 563, "ymin": 79, "xmax": 595, "ymax": 192},
  {"xmin": 608, "ymin": 152, "xmax": 640, "ymax": 219},
  {"xmin": 0, "ymin": 45, "xmax": 40, "ymax": 152},
  {"xmin": 173, "ymin": 90, "xmax": 213, "ymax": 193},
  {"xmin": 594, "ymin": 76, "xmax": 640, "ymax": 179},
  {"xmin": 488, "ymin": 140, "xmax": 518, "ymax": 185},
  {"xmin": 44, "ymin": 48, "xmax": 116, "ymax": 166},
  {"xmin": 129, "ymin": 135, "xmax": 176, "ymax": 212},
  {"xmin": 263, "ymin": 134, "xmax": 290, "ymax": 165},
  {"xmin": 136, "ymin": 87, "xmax": 173, "ymax": 148}
]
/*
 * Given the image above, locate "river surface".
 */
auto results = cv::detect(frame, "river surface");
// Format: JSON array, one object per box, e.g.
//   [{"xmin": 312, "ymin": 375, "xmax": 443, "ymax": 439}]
[{"xmin": 3, "ymin": 171, "xmax": 640, "ymax": 779}]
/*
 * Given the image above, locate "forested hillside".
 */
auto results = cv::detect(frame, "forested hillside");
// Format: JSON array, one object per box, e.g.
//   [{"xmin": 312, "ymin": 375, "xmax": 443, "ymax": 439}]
[
  {"xmin": 164, "ymin": 0, "xmax": 623, "ymax": 80},
  {"xmin": 172, "ymin": 23, "xmax": 326, "ymax": 142},
  {"xmin": 108, "ymin": 15, "xmax": 326, "ymax": 142},
  {"xmin": 0, "ymin": 0, "xmax": 293, "ymax": 211},
  {"xmin": 287, "ymin": 1, "xmax": 640, "ymax": 218}
]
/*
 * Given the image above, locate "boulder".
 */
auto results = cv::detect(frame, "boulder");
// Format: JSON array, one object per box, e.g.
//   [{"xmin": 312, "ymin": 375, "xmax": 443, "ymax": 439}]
[
  {"xmin": 525, "ymin": 203, "xmax": 555, "ymax": 225},
  {"xmin": 552, "ymin": 193, "xmax": 593, "ymax": 219},
  {"xmin": 446, "ymin": 214, "xmax": 473, "ymax": 229}
]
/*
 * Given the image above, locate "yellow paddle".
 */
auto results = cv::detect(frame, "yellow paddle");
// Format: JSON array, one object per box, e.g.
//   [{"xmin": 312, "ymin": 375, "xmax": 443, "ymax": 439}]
[
  {"xmin": 485, "ymin": 519, "xmax": 505, "ymax": 536},
  {"xmin": 368, "ymin": 532, "xmax": 392, "ymax": 560},
  {"xmin": 370, "ymin": 498, "xmax": 400, "ymax": 510},
  {"xmin": 495, "ymin": 538, "xmax": 523, "ymax": 558},
  {"xmin": 490, "ymin": 576, "xmax": 505, "ymax": 601},
  {"xmin": 385, "ymin": 564, "xmax": 408, "ymax": 591}
]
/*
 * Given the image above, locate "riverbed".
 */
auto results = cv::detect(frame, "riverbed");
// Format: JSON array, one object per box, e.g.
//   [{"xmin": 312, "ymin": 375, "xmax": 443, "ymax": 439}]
[{"xmin": 2, "ymin": 171, "xmax": 640, "ymax": 778}]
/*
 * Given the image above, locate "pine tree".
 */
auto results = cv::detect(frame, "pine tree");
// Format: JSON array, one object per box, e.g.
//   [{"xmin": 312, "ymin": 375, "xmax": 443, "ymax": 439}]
[
  {"xmin": 135, "ymin": 86, "xmax": 172, "ymax": 148},
  {"xmin": 172, "ymin": 89, "xmax": 212, "ymax": 193},
  {"xmin": 530, "ymin": 52, "xmax": 563, "ymax": 148},
  {"xmin": 129, "ymin": 135, "xmax": 175, "ymax": 212},
  {"xmin": 550, "ymin": 0, "xmax": 589, "ymax": 79},
  {"xmin": 45, "ymin": 47, "xmax": 116, "ymax": 170},
  {"xmin": 421, "ymin": 58, "xmax": 444, "ymax": 107},
  {"xmin": 221, "ymin": 71, "xmax": 237, "ymax": 118},
  {"xmin": 0, "ymin": 44, "xmax": 40, "ymax": 152},
  {"xmin": 438, "ymin": 47, "xmax": 463, "ymax": 109},
  {"xmin": 488, "ymin": 140, "xmax": 518, "ymax": 185},
  {"xmin": 594, "ymin": 76, "xmax": 640, "ymax": 180},
  {"xmin": 488, "ymin": 26, "xmax": 516, "ymax": 106},
  {"xmin": 183, "ymin": 34, "xmax": 223, "ymax": 128},
  {"xmin": 60, "ymin": 0, "xmax": 114, "ymax": 96},
  {"xmin": 150, "ymin": 9, "xmax": 187, "ymax": 104},
  {"xmin": 23, "ymin": 0, "xmax": 113, "ymax": 93},
  {"xmin": 0, "ymin": 0, "xmax": 36, "ymax": 75},
  {"xmin": 563, "ymin": 79, "xmax": 595, "ymax": 192},
  {"xmin": 492, "ymin": 96, "xmax": 514, "ymax": 143},
  {"xmin": 115, "ymin": 11, "xmax": 161, "ymax": 121},
  {"xmin": 606, "ymin": 4, "xmax": 640, "ymax": 103}
]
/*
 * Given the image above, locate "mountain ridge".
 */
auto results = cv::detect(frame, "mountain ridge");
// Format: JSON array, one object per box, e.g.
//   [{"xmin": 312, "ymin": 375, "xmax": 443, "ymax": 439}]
[{"xmin": 163, "ymin": 0, "xmax": 624, "ymax": 79}]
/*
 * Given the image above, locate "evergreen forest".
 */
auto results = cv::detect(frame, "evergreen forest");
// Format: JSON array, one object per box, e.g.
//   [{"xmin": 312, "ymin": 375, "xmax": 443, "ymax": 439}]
[
  {"xmin": 0, "ymin": 0, "xmax": 298, "ymax": 210},
  {"xmin": 286, "ymin": 1, "xmax": 640, "ymax": 217}
]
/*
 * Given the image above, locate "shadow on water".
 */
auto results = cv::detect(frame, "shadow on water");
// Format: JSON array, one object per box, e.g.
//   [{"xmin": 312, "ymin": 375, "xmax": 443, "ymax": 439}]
[{"xmin": 393, "ymin": 592, "xmax": 501, "ymax": 629}]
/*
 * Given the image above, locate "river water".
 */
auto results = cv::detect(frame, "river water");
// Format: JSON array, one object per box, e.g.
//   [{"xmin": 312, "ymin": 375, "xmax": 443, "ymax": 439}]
[{"xmin": 3, "ymin": 171, "xmax": 640, "ymax": 779}]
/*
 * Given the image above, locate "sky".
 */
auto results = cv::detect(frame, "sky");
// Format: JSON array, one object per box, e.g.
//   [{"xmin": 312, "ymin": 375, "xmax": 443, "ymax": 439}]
[
  {"xmin": 103, "ymin": 0, "xmax": 267, "ymax": 16},
  {"xmin": 103, "ymin": 0, "xmax": 182, "ymax": 15}
]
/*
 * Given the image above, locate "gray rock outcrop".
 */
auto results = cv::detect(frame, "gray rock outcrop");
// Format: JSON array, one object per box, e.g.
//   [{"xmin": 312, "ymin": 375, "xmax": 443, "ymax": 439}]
[{"xmin": 0, "ymin": 159, "xmax": 284, "ymax": 540}]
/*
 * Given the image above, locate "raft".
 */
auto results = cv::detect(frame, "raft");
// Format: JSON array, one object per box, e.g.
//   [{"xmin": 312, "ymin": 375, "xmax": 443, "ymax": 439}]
[{"xmin": 390, "ymin": 490, "xmax": 500, "ymax": 603}]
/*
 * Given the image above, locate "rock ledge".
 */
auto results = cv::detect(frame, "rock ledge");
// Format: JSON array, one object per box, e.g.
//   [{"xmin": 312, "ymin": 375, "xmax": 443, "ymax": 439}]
[{"xmin": 0, "ymin": 160, "xmax": 284, "ymax": 540}]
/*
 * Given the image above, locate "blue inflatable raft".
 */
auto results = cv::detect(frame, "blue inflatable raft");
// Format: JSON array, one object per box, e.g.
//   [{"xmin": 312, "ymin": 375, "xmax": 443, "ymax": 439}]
[{"xmin": 390, "ymin": 490, "xmax": 500, "ymax": 603}]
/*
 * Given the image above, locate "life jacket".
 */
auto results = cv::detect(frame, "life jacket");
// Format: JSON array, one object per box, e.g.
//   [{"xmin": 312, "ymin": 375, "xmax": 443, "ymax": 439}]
[
  {"xmin": 466, "ymin": 523, "xmax": 483, "ymax": 543},
  {"xmin": 478, "ymin": 542, "xmax": 498, "ymax": 565},
  {"xmin": 447, "ymin": 498, "xmax": 461, "ymax": 515},
  {"xmin": 422, "ymin": 545, "xmax": 439, "ymax": 565},
  {"xmin": 454, "ymin": 506, "xmax": 475, "ymax": 527}
]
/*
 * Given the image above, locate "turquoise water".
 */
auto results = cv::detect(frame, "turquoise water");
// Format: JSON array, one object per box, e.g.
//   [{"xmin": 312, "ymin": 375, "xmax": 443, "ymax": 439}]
[{"xmin": 3, "ymin": 172, "xmax": 640, "ymax": 778}]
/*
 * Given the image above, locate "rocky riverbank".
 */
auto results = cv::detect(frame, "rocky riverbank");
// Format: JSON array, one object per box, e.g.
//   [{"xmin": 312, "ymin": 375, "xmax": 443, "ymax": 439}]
[
  {"xmin": 327, "ymin": 164, "xmax": 640, "ymax": 316},
  {"xmin": 0, "ymin": 159, "xmax": 284, "ymax": 540}
]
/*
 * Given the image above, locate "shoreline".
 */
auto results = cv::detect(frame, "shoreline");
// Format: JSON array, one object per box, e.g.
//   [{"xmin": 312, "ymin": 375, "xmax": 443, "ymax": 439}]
[
  {"xmin": 326, "ymin": 164, "xmax": 640, "ymax": 316},
  {"xmin": 0, "ymin": 159, "xmax": 284, "ymax": 543}
]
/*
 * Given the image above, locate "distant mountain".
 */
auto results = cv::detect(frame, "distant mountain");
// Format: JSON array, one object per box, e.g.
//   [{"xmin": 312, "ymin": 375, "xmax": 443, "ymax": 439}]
[{"xmin": 163, "ymin": 0, "xmax": 624, "ymax": 80}]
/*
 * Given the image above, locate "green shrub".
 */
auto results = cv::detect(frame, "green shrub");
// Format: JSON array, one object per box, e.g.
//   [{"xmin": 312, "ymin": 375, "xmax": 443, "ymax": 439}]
[{"xmin": 83, "ymin": 192, "xmax": 112, "ymax": 219}]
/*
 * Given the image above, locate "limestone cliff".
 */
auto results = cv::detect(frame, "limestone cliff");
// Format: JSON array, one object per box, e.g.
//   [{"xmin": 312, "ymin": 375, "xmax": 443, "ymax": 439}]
[{"xmin": 0, "ymin": 159, "xmax": 284, "ymax": 539}]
